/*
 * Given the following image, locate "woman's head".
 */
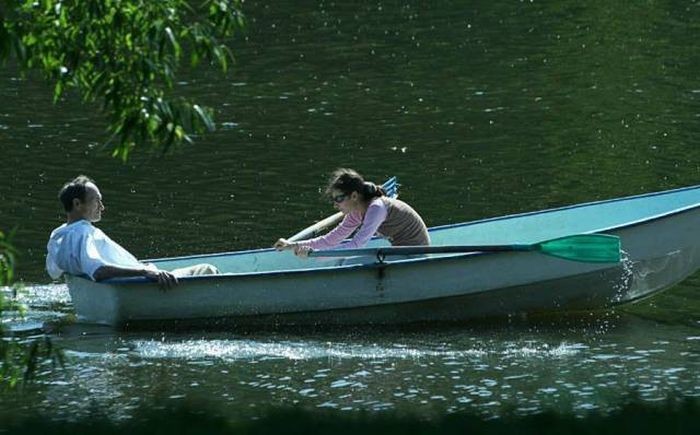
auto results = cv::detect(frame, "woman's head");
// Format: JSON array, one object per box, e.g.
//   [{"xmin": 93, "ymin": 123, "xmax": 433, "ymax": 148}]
[{"xmin": 325, "ymin": 168, "xmax": 385, "ymax": 211}]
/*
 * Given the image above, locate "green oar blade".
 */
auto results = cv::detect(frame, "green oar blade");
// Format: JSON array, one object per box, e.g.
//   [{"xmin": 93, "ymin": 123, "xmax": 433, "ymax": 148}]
[{"xmin": 537, "ymin": 234, "xmax": 621, "ymax": 263}]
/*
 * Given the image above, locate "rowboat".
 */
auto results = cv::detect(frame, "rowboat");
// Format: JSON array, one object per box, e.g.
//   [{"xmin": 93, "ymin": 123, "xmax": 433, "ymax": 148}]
[{"xmin": 66, "ymin": 184, "xmax": 700, "ymax": 327}]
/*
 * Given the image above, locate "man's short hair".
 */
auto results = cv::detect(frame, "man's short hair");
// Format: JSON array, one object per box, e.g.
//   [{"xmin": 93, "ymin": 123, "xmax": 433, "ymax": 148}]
[{"xmin": 59, "ymin": 175, "xmax": 95, "ymax": 212}]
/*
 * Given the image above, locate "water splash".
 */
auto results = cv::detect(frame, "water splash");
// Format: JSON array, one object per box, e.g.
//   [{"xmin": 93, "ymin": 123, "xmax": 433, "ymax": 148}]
[
  {"xmin": 127, "ymin": 338, "xmax": 592, "ymax": 363},
  {"xmin": 611, "ymin": 249, "xmax": 635, "ymax": 303},
  {"xmin": 131, "ymin": 339, "xmax": 488, "ymax": 361},
  {"xmin": 500, "ymin": 341, "xmax": 585, "ymax": 359}
]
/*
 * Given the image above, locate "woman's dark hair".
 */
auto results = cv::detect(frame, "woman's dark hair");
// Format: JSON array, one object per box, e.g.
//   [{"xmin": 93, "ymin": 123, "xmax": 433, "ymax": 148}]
[
  {"xmin": 59, "ymin": 175, "xmax": 95, "ymax": 212},
  {"xmin": 325, "ymin": 168, "xmax": 385, "ymax": 201}
]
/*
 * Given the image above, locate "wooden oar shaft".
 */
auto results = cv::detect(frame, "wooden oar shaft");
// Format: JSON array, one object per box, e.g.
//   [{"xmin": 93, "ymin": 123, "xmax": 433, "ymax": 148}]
[{"xmin": 288, "ymin": 212, "xmax": 343, "ymax": 243}]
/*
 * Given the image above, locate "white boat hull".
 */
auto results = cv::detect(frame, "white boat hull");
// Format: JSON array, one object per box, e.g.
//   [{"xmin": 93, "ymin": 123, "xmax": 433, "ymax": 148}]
[{"xmin": 67, "ymin": 185, "xmax": 700, "ymax": 327}]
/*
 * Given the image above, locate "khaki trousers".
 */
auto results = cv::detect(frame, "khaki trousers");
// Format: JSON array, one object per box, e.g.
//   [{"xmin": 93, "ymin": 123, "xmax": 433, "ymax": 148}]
[{"xmin": 170, "ymin": 263, "xmax": 220, "ymax": 277}]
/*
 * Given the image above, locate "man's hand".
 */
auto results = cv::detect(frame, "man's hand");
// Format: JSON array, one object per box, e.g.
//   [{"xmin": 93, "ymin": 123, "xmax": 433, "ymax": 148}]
[
  {"xmin": 144, "ymin": 269, "xmax": 178, "ymax": 290},
  {"xmin": 93, "ymin": 265, "xmax": 178, "ymax": 290}
]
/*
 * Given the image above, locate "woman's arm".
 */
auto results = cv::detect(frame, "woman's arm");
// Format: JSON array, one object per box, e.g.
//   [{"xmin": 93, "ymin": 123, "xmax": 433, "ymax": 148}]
[
  {"xmin": 295, "ymin": 213, "xmax": 362, "ymax": 250},
  {"xmin": 340, "ymin": 201, "xmax": 388, "ymax": 249}
]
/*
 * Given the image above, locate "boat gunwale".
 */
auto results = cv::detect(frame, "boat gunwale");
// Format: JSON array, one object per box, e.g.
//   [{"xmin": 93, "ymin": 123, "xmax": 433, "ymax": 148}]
[
  {"xmin": 92, "ymin": 251, "xmax": 481, "ymax": 286},
  {"xmin": 89, "ymin": 184, "xmax": 700, "ymax": 286}
]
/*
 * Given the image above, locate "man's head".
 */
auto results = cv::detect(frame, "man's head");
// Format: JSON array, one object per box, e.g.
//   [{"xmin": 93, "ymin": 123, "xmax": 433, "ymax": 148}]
[{"xmin": 58, "ymin": 175, "xmax": 104, "ymax": 223}]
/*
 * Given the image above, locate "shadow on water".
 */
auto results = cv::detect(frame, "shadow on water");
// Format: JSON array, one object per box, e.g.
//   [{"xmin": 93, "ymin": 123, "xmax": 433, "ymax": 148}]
[{"xmin": 44, "ymin": 303, "xmax": 630, "ymax": 335}]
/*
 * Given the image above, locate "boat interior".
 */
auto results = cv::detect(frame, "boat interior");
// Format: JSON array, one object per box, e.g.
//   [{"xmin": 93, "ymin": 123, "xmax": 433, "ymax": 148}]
[{"xmin": 149, "ymin": 185, "xmax": 700, "ymax": 276}]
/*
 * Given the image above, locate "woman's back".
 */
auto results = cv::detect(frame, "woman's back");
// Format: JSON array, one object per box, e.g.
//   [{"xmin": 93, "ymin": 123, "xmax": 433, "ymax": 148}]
[{"xmin": 376, "ymin": 197, "xmax": 430, "ymax": 246}]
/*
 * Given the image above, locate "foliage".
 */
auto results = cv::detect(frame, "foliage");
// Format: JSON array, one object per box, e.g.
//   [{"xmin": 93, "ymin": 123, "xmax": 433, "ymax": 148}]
[
  {"xmin": 0, "ymin": 0, "xmax": 244, "ymax": 160},
  {"xmin": 0, "ymin": 229, "xmax": 16, "ymax": 285},
  {"xmin": 1, "ymin": 231, "xmax": 63, "ymax": 389}
]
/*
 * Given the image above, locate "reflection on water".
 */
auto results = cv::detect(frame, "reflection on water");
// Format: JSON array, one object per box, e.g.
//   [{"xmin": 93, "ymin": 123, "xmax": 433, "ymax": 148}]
[{"xmin": 20, "ymin": 318, "xmax": 697, "ymax": 420}]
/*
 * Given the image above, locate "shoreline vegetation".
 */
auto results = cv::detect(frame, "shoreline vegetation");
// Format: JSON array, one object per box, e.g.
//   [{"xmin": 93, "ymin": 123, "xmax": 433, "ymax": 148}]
[{"xmin": 1, "ymin": 398, "xmax": 699, "ymax": 434}]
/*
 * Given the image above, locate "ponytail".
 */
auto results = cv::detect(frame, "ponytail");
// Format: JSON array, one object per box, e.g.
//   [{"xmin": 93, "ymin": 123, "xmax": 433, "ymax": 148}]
[{"xmin": 362, "ymin": 181, "xmax": 385, "ymax": 199}]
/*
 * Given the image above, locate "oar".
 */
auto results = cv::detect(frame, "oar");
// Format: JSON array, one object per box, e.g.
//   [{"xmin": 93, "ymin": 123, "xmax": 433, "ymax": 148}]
[
  {"xmin": 287, "ymin": 176, "xmax": 399, "ymax": 242},
  {"xmin": 308, "ymin": 234, "xmax": 621, "ymax": 263}
]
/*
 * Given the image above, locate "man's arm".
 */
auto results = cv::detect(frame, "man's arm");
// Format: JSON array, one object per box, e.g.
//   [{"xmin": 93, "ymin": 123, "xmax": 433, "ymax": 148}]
[{"xmin": 93, "ymin": 265, "xmax": 178, "ymax": 289}]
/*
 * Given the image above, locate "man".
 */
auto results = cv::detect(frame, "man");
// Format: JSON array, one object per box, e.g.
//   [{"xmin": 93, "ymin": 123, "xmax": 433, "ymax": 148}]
[{"xmin": 46, "ymin": 175, "xmax": 218, "ymax": 288}]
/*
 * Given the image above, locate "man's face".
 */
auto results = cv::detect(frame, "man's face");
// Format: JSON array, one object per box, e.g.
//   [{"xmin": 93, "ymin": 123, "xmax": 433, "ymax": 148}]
[{"xmin": 76, "ymin": 182, "xmax": 104, "ymax": 222}]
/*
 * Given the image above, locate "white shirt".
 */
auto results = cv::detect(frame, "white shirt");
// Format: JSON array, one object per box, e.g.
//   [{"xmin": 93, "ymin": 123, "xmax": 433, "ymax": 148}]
[{"xmin": 46, "ymin": 220, "xmax": 143, "ymax": 280}]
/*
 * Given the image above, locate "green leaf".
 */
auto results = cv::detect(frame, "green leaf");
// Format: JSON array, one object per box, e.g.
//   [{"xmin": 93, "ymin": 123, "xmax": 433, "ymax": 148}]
[
  {"xmin": 53, "ymin": 79, "xmax": 63, "ymax": 103},
  {"xmin": 193, "ymin": 104, "xmax": 215, "ymax": 132},
  {"xmin": 164, "ymin": 26, "xmax": 181, "ymax": 59}
]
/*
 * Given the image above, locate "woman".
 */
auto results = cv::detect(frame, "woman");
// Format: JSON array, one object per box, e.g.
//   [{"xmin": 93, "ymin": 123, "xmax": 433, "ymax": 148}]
[{"xmin": 274, "ymin": 168, "xmax": 430, "ymax": 257}]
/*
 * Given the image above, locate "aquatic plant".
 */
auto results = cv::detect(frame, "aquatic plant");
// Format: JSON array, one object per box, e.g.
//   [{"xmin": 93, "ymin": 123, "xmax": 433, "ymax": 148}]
[
  {"xmin": 0, "ymin": 229, "xmax": 15, "ymax": 285},
  {"xmin": 0, "ymin": 230, "xmax": 63, "ymax": 389}
]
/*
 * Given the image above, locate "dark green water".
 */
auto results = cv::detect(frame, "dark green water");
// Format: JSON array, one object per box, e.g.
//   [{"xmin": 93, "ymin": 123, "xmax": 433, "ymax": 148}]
[{"xmin": 1, "ymin": 0, "xmax": 699, "ymax": 422}]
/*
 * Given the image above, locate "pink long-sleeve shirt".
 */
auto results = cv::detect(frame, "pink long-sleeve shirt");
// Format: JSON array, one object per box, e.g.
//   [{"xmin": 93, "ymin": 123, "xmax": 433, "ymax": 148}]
[
  {"xmin": 298, "ymin": 196, "xmax": 430, "ymax": 250},
  {"xmin": 298, "ymin": 197, "xmax": 388, "ymax": 250}
]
